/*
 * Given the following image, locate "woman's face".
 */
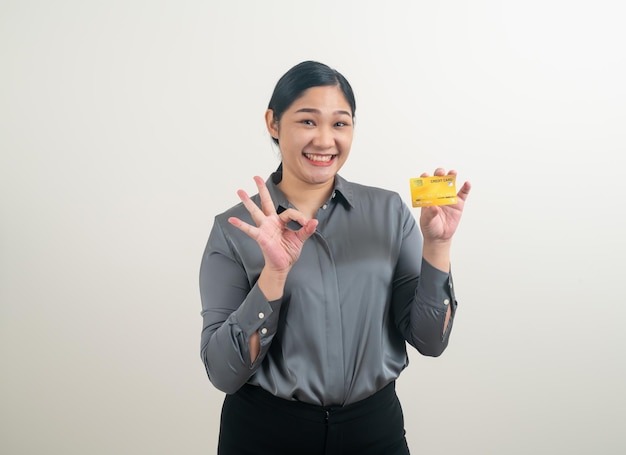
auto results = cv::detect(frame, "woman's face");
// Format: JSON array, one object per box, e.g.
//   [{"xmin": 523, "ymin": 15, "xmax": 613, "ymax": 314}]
[{"xmin": 266, "ymin": 85, "xmax": 354, "ymax": 187}]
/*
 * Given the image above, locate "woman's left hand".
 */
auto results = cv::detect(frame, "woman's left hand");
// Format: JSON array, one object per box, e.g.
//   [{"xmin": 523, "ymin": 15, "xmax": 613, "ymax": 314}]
[{"xmin": 419, "ymin": 168, "xmax": 471, "ymax": 243}]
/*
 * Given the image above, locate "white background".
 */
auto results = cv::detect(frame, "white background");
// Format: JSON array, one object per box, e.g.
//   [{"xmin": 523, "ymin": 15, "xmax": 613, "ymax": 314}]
[{"xmin": 2, "ymin": 1, "xmax": 625, "ymax": 453}]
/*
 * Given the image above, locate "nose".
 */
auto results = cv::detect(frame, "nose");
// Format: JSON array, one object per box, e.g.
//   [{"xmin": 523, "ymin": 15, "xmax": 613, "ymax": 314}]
[{"xmin": 312, "ymin": 125, "xmax": 335, "ymax": 149}]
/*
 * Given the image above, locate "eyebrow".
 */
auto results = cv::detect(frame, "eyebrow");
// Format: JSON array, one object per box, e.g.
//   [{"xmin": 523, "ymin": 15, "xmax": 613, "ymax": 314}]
[{"xmin": 295, "ymin": 108, "xmax": 352, "ymax": 117}]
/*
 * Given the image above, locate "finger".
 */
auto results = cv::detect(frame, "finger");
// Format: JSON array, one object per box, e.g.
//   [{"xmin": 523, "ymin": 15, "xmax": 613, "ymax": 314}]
[
  {"xmin": 297, "ymin": 219, "xmax": 319, "ymax": 240},
  {"xmin": 227, "ymin": 216, "xmax": 259, "ymax": 239},
  {"xmin": 277, "ymin": 208, "xmax": 314, "ymax": 230},
  {"xmin": 253, "ymin": 176, "xmax": 277, "ymax": 216},
  {"xmin": 420, "ymin": 204, "xmax": 440, "ymax": 219},
  {"xmin": 236, "ymin": 188, "xmax": 266, "ymax": 226},
  {"xmin": 457, "ymin": 181, "xmax": 471, "ymax": 201},
  {"xmin": 421, "ymin": 168, "xmax": 447, "ymax": 178}
]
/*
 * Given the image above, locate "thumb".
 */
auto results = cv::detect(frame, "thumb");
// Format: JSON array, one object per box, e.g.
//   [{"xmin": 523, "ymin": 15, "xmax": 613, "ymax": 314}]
[{"xmin": 297, "ymin": 219, "xmax": 318, "ymax": 240}]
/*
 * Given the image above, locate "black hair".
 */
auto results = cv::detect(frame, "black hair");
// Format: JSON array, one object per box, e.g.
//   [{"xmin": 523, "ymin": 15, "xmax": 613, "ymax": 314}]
[{"xmin": 267, "ymin": 61, "xmax": 356, "ymax": 145}]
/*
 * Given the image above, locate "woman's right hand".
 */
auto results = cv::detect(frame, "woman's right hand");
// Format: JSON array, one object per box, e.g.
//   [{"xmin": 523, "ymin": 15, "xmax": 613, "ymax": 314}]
[{"xmin": 228, "ymin": 176, "xmax": 318, "ymax": 276}]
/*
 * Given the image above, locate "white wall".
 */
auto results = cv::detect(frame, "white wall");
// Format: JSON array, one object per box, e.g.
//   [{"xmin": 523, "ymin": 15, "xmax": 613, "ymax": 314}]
[{"xmin": 2, "ymin": 1, "xmax": 625, "ymax": 453}]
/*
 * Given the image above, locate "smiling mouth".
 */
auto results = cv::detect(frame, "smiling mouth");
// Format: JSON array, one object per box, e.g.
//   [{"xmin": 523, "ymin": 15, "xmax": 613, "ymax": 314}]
[{"xmin": 304, "ymin": 153, "xmax": 336, "ymax": 162}]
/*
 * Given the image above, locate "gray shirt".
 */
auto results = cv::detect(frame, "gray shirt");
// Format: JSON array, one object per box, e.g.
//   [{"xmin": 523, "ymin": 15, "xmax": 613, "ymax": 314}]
[{"xmin": 200, "ymin": 170, "xmax": 457, "ymax": 406}]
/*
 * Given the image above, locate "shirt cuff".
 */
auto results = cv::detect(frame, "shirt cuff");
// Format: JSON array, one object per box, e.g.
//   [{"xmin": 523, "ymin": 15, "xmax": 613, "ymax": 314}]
[
  {"xmin": 418, "ymin": 259, "xmax": 456, "ymax": 309},
  {"xmin": 233, "ymin": 284, "xmax": 282, "ymax": 338}
]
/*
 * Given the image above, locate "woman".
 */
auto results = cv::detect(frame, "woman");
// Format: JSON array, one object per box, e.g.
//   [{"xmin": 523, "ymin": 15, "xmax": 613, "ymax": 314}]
[{"xmin": 200, "ymin": 60, "xmax": 471, "ymax": 454}]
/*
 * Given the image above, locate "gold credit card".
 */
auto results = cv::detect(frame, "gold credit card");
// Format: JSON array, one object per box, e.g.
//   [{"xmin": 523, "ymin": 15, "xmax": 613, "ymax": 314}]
[{"xmin": 410, "ymin": 175, "xmax": 457, "ymax": 207}]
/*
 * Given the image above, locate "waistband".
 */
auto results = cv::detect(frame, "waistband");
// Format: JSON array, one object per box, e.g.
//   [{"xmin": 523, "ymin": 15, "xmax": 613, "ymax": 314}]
[{"xmin": 236, "ymin": 381, "xmax": 398, "ymax": 424}]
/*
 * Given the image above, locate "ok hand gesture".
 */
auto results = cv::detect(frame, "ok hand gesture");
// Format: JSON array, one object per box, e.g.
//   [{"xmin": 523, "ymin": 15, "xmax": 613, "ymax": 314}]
[{"xmin": 228, "ymin": 176, "xmax": 318, "ymax": 275}]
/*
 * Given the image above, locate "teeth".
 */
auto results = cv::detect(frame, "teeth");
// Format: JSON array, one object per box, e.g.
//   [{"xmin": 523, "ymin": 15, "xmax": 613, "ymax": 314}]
[{"xmin": 305, "ymin": 154, "xmax": 333, "ymax": 162}]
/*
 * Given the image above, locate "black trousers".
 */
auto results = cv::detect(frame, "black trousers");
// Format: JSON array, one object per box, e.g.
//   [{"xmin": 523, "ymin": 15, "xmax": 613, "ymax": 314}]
[{"xmin": 217, "ymin": 381, "xmax": 411, "ymax": 455}]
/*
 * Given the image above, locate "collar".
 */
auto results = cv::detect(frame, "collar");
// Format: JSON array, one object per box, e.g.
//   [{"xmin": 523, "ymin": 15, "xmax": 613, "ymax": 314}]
[{"xmin": 266, "ymin": 165, "xmax": 355, "ymax": 212}]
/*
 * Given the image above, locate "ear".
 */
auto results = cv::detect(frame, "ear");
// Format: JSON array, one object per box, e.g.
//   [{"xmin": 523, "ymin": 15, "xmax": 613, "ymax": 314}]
[{"xmin": 265, "ymin": 109, "xmax": 279, "ymax": 140}]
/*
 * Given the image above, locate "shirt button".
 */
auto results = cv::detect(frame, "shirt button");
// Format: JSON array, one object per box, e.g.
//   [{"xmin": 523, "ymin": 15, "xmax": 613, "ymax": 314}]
[
  {"xmin": 331, "ymin": 192, "xmax": 336, "ymax": 199},
  {"xmin": 260, "ymin": 327, "xmax": 268, "ymax": 335},
  {"xmin": 443, "ymin": 299, "xmax": 450, "ymax": 306},
  {"xmin": 258, "ymin": 312, "xmax": 265, "ymax": 319},
  {"xmin": 322, "ymin": 204, "xmax": 328, "ymax": 210}
]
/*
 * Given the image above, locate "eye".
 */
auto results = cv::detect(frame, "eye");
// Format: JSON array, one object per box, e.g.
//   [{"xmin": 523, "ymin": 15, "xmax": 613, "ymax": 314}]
[
  {"xmin": 335, "ymin": 121, "xmax": 346, "ymax": 127},
  {"xmin": 300, "ymin": 119, "xmax": 315, "ymax": 126}
]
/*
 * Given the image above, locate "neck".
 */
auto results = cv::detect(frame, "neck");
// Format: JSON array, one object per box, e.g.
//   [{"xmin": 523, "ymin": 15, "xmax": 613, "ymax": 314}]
[{"xmin": 278, "ymin": 175, "xmax": 335, "ymax": 219}]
